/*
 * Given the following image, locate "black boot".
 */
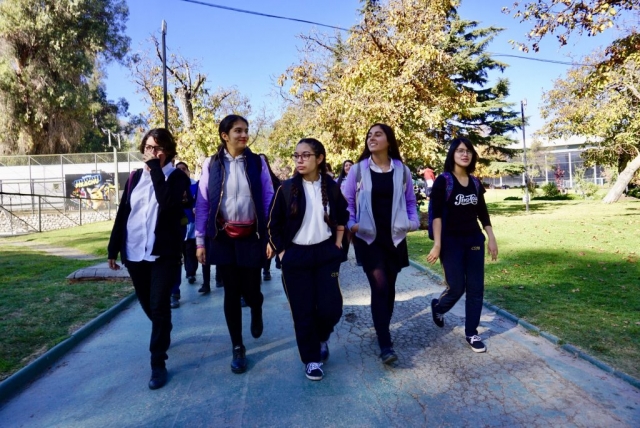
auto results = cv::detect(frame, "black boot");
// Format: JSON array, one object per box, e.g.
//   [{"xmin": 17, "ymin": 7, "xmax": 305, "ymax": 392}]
[
  {"xmin": 231, "ymin": 345, "xmax": 247, "ymax": 374},
  {"xmin": 148, "ymin": 367, "xmax": 168, "ymax": 390},
  {"xmin": 251, "ymin": 308, "xmax": 263, "ymax": 339}
]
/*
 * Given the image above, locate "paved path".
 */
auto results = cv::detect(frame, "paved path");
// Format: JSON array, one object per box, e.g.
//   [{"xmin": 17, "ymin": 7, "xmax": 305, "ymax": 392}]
[{"xmin": 1, "ymin": 256, "xmax": 638, "ymax": 427}]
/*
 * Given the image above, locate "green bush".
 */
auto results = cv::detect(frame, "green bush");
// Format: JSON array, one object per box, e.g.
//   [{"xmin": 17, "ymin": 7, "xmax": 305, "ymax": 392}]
[
  {"xmin": 532, "ymin": 194, "xmax": 573, "ymax": 201},
  {"xmin": 541, "ymin": 182, "xmax": 560, "ymax": 197},
  {"xmin": 626, "ymin": 186, "xmax": 640, "ymax": 199}
]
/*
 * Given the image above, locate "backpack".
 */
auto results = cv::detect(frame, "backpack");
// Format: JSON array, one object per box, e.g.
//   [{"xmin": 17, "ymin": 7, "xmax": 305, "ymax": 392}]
[{"xmin": 427, "ymin": 172, "xmax": 481, "ymax": 240}]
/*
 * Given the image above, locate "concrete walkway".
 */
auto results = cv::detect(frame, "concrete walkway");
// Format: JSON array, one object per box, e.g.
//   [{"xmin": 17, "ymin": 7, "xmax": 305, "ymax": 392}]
[{"xmin": 1, "ymin": 255, "xmax": 638, "ymax": 427}]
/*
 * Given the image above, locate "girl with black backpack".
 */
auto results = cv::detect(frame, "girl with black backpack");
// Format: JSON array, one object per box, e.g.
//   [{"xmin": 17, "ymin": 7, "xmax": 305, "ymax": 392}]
[{"xmin": 426, "ymin": 137, "xmax": 498, "ymax": 353}]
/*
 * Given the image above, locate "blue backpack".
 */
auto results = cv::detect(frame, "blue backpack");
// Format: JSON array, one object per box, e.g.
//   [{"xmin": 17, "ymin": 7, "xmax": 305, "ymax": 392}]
[{"xmin": 427, "ymin": 172, "xmax": 481, "ymax": 240}]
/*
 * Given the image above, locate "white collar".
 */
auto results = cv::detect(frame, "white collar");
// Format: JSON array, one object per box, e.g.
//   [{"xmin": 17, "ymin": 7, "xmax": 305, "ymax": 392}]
[{"xmin": 368, "ymin": 156, "xmax": 394, "ymax": 173}]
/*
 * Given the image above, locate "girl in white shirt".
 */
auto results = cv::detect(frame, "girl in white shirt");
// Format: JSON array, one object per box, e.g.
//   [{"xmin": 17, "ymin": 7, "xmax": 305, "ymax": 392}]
[{"xmin": 267, "ymin": 138, "xmax": 349, "ymax": 381}]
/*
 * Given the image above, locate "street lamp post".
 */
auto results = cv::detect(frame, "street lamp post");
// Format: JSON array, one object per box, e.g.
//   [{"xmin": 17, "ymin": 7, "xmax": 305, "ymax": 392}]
[
  {"xmin": 521, "ymin": 99, "xmax": 530, "ymax": 213},
  {"xmin": 161, "ymin": 20, "xmax": 168, "ymax": 130}
]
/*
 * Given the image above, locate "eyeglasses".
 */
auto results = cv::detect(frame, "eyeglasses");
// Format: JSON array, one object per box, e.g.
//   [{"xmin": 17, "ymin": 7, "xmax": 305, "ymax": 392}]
[
  {"xmin": 291, "ymin": 153, "xmax": 316, "ymax": 161},
  {"xmin": 145, "ymin": 145, "xmax": 165, "ymax": 153},
  {"xmin": 455, "ymin": 149, "xmax": 472, "ymax": 156}
]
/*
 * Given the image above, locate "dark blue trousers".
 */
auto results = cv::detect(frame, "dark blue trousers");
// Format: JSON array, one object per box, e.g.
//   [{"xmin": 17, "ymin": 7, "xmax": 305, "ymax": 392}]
[
  {"xmin": 435, "ymin": 233, "xmax": 485, "ymax": 337},
  {"xmin": 126, "ymin": 257, "xmax": 180, "ymax": 369},
  {"xmin": 281, "ymin": 240, "xmax": 344, "ymax": 364}
]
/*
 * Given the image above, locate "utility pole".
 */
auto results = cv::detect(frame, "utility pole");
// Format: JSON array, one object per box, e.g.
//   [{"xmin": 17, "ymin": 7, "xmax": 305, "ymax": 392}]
[
  {"xmin": 521, "ymin": 99, "xmax": 530, "ymax": 213},
  {"xmin": 161, "ymin": 20, "xmax": 169, "ymax": 130}
]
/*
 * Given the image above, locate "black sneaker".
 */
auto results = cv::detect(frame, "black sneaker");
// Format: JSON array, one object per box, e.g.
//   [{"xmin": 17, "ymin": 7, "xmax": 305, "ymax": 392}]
[
  {"xmin": 380, "ymin": 347, "xmax": 398, "ymax": 364},
  {"xmin": 231, "ymin": 345, "xmax": 247, "ymax": 373},
  {"xmin": 148, "ymin": 367, "xmax": 168, "ymax": 390},
  {"xmin": 251, "ymin": 308, "xmax": 263, "ymax": 339},
  {"xmin": 305, "ymin": 362, "xmax": 324, "ymax": 381},
  {"xmin": 466, "ymin": 335, "xmax": 487, "ymax": 353},
  {"xmin": 263, "ymin": 271, "xmax": 272, "ymax": 281},
  {"xmin": 170, "ymin": 294, "xmax": 180, "ymax": 309},
  {"xmin": 187, "ymin": 276, "xmax": 196, "ymax": 284},
  {"xmin": 198, "ymin": 285, "xmax": 210, "ymax": 294},
  {"xmin": 431, "ymin": 299, "xmax": 444, "ymax": 328},
  {"xmin": 320, "ymin": 341, "xmax": 330, "ymax": 363}
]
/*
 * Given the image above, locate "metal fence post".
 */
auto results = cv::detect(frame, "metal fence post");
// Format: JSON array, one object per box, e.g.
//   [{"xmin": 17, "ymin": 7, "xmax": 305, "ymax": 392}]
[{"xmin": 38, "ymin": 195, "xmax": 42, "ymax": 232}]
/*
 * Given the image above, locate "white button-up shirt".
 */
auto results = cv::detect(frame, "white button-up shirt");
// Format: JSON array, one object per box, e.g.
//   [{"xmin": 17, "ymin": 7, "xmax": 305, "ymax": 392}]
[
  {"xmin": 292, "ymin": 177, "xmax": 332, "ymax": 245},
  {"xmin": 126, "ymin": 163, "xmax": 176, "ymax": 262}
]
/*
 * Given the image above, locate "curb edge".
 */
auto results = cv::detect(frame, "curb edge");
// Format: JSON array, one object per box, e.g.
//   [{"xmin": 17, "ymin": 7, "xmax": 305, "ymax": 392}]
[
  {"xmin": 0, "ymin": 293, "xmax": 136, "ymax": 404},
  {"xmin": 409, "ymin": 258, "xmax": 640, "ymax": 391}
]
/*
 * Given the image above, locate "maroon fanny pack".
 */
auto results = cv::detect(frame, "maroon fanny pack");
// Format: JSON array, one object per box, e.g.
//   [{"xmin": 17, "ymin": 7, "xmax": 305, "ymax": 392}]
[{"xmin": 217, "ymin": 218, "xmax": 256, "ymax": 239}]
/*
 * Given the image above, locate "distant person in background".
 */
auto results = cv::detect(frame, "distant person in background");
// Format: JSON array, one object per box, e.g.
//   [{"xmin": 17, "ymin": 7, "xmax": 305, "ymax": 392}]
[
  {"xmin": 423, "ymin": 166, "xmax": 435, "ymax": 197},
  {"xmin": 107, "ymin": 128, "xmax": 192, "ymax": 390},
  {"xmin": 335, "ymin": 160, "xmax": 355, "ymax": 262},
  {"xmin": 427, "ymin": 137, "xmax": 498, "ymax": 353},
  {"xmin": 259, "ymin": 154, "xmax": 281, "ymax": 282},
  {"xmin": 176, "ymin": 162, "xmax": 198, "ymax": 284}
]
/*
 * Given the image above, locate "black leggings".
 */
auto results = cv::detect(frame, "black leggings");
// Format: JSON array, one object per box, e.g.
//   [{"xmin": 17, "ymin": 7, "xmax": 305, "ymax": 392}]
[
  {"xmin": 365, "ymin": 268, "xmax": 398, "ymax": 350},
  {"xmin": 218, "ymin": 264, "xmax": 263, "ymax": 347}
]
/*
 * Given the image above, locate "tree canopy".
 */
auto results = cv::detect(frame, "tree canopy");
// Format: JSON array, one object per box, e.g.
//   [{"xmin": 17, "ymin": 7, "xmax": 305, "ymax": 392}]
[
  {"xmin": 0, "ymin": 0, "xmax": 130, "ymax": 155},
  {"xmin": 272, "ymin": 0, "xmax": 519, "ymax": 172}
]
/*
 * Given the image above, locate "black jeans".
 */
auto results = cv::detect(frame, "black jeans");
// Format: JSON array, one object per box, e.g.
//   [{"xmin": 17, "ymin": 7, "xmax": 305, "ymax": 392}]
[
  {"xmin": 182, "ymin": 238, "xmax": 198, "ymax": 277},
  {"xmin": 281, "ymin": 240, "xmax": 343, "ymax": 364},
  {"xmin": 126, "ymin": 257, "xmax": 180, "ymax": 368},
  {"xmin": 218, "ymin": 264, "xmax": 263, "ymax": 347},
  {"xmin": 434, "ymin": 233, "xmax": 486, "ymax": 337}
]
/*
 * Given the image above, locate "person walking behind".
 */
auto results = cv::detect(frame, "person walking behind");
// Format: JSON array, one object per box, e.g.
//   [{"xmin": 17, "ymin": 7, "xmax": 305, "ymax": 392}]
[
  {"xmin": 343, "ymin": 124, "xmax": 420, "ymax": 364},
  {"xmin": 107, "ymin": 128, "xmax": 192, "ymax": 390},
  {"xmin": 259, "ymin": 154, "xmax": 281, "ymax": 282},
  {"xmin": 426, "ymin": 137, "xmax": 498, "ymax": 353},
  {"xmin": 335, "ymin": 160, "xmax": 356, "ymax": 262},
  {"xmin": 176, "ymin": 162, "xmax": 198, "ymax": 286},
  {"xmin": 423, "ymin": 165, "xmax": 435, "ymax": 198},
  {"xmin": 267, "ymin": 138, "xmax": 348, "ymax": 381},
  {"xmin": 195, "ymin": 114, "xmax": 274, "ymax": 374}
]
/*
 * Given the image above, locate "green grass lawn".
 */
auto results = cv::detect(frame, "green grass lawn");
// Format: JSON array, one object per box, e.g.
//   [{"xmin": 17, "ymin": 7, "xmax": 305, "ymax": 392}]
[
  {"xmin": 408, "ymin": 196, "xmax": 640, "ymax": 378},
  {"xmin": 0, "ymin": 221, "xmax": 132, "ymax": 381}
]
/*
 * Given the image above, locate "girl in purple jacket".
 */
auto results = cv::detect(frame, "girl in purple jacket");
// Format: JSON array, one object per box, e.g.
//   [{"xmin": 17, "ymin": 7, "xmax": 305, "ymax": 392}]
[{"xmin": 343, "ymin": 123, "xmax": 420, "ymax": 364}]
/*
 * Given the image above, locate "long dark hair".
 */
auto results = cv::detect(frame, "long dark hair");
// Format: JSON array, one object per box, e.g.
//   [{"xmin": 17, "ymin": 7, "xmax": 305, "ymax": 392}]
[
  {"xmin": 357, "ymin": 123, "xmax": 403, "ymax": 163},
  {"xmin": 139, "ymin": 128, "xmax": 177, "ymax": 163},
  {"xmin": 218, "ymin": 114, "xmax": 249, "ymax": 152},
  {"xmin": 443, "ymin": 137, "xmax": 478, "ymax": 174},
  {"xmin": 290, "ymin": 138, "xmax": 334, "ymax": 227},
  {"xmin": 336, "ymin": 159, "xmax": 354, "ymax": 188}
]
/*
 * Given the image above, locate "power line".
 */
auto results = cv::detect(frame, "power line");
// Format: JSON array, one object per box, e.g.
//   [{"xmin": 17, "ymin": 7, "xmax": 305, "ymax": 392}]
[
  {"xmin": 181, "ymin": 1, "xmax": 594, "ymax": 68},
  {"xmin": 490, "ymin": 53, "xmax": 594, "ymax": 67},
  {"xmin": 181, "ymin": 0, "xmax": 351, "ymax": 32}
]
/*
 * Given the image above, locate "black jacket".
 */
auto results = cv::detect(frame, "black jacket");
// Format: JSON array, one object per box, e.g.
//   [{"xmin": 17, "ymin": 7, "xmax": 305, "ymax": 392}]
[
  {"xmin": 267, "ymin": 174, "xmax": 349, "ymax": 254},
  {"xmin": 107, "ymin": 159, "xmax": 193, "ymax": 262}
]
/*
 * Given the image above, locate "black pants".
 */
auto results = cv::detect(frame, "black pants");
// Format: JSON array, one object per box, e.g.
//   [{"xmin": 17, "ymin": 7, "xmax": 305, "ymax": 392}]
[
  {"xmin": 281, "ymin": 240, "xmax": 343, "ymax": 364},
  {"xmin": 182, "ymin": 238, "xmax": 198, "ymax": 277},
  {"xmin": 126, "ymin": 257, "xmax": 180, "ymax": 369},
  {"xmin": 218, "ymin": 264, "xmax": 263, "ymax": 347},
  {"xmin": 435, "ymin": 233, "xmax": 486, "ymax": 337}
]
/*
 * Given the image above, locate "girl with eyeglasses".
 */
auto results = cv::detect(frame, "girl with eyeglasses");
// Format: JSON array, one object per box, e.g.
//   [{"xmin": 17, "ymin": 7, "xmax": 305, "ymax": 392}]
[
  {"xmin": 195, "ymin": 115, "xmax": 275, "ymax": 374},
  {"xmin": 267, "ymin": 138, "xmax": 349, "ymax": 381},
  {"xmin": 426, "ymin": 138, "xmax": 498, "ymax": 353},
  {"xmin": 107, "ymin": 128, "xmax": 193, "ymax": 390},
  {"xmin": 343, "ymin": 124, "xmax": 420, "ymax": 364}
]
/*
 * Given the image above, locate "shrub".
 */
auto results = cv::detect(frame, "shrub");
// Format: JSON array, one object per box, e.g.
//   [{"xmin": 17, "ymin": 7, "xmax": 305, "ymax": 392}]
[{"xmin": 541, "ymin": 182, "xmax": 560, "ymax": 197}]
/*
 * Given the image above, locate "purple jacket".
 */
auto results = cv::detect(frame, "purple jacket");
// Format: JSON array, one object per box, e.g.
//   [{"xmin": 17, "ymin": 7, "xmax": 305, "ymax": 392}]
[{"xmin": 343, "ymin": 158, "xmax": 419, "ymax": 246}]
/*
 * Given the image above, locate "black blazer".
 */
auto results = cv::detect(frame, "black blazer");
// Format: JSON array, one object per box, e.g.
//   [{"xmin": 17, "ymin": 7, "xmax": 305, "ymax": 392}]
[
  {"xmin": 267, "ymin": 174, "xmax": 348, "ymax": 254},
  {"xmin": 107, "ymin": 159, "xmax": 193, "ymax": 262}
]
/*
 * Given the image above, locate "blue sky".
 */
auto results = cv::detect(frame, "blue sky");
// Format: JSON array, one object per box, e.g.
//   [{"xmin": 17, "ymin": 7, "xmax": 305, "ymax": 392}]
[{"xmin": 105, "ymin": 0, "xmax": 621, "ymax": 142}]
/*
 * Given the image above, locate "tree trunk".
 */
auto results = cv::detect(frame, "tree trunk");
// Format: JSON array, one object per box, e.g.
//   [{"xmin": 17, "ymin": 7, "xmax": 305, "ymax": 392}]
[{"xmin": 602, "ymin": 152, "xmax": 640, "ymax": 203}]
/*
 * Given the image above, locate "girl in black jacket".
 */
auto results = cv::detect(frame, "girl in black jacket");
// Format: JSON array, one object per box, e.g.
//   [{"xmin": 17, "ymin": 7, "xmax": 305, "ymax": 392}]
[
  {"xmin": 107, "ymin": 128, "xmax": 192, "ymax": 390},
  {"xmin": 267, "ymin": 138, "xmax": 349, "ymax": 381}
]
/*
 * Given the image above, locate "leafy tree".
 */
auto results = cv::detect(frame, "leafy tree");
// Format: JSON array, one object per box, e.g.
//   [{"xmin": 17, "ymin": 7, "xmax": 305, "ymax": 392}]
[
  {"xmin": 0, "ymin": 0, "xmax": 130, "ymax": 154},
  {"xmin": 540, "ymin": 51, "xmax": 640, "ymax": 202},
  {"xmin": 130, "ymin": 36, "xmax": 266, "ymax": 172},
  {"xmin": 274, "ymin": 1, "xmax": 520, "ymax": 172}
]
